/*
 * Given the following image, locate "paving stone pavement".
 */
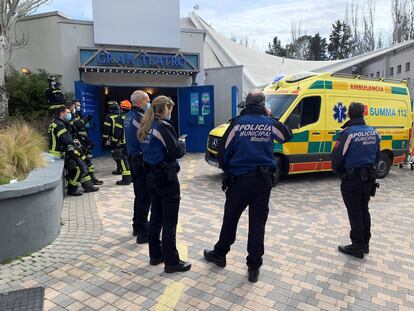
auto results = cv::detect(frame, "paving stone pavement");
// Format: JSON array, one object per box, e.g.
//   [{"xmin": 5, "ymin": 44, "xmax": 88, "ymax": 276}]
[{"xmin": 1, "ymin": 153, "xmax": 414, "ymax": 311}]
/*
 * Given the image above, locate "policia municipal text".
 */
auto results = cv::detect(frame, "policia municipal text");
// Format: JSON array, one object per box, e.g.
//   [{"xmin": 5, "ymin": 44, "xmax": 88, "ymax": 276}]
[
  {"xmin": 204, "ymin": 90, "xmax": 293, "ymax": 282},
  {"xmin": 331, "ymin": 102, "xmax": 380, "ymax": 259}
]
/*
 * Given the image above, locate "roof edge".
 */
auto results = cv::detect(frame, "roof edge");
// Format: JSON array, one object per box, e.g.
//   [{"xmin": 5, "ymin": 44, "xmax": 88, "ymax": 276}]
[{"xmin": 20, "ymin": 11, "xmax": 72, "ymax": 21}]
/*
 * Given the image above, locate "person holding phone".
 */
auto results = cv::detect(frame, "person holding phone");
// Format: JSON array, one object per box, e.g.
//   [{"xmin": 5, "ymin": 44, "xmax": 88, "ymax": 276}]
[{"xmin": 138, "ymin": 96, "xmax": 191, "ymax": 274}]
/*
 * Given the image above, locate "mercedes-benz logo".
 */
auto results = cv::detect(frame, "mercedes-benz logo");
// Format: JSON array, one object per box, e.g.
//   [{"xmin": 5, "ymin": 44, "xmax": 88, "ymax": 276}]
[{"xmin": 211, "ymin": 138, "xmax": 218, "ymax": 148}]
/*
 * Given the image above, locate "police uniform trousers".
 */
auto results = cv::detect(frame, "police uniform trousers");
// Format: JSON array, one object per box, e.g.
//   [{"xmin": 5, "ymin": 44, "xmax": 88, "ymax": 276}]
[
  {"xmin": 146, "ymin": 165, "xmax": 180, "ymax": 266},
  {"xmin": 341, "ymin": 175, "xmax": 373, "ymax": 247},
  {"xmin": 214, "ymin": 171, "xmax": 272, "ymax": 269},
  {"xmin": 129, "ymin": 154, "xmax": 151, "ymax": 235}
]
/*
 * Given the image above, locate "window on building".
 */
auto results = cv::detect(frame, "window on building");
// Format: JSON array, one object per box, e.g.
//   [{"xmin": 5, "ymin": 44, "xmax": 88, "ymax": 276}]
[
  {"xmin": 390, "ymin": 67, "xmax": 394, "ymax": 76},
  {"xmin": 406, "ymin": 62, "xmax": 411, "ymax": 72},
  {"xmin": 376, "ymin": 71, "xmax": 380, "ymax": 77},
  {"xmin": 290, "ymin": 96, "xmax": 321, "ymax": 128},
  {"xmin": 397, "ymin": 65, "xmax": 402, "ymax": 74},
  {"xmin": 370, "ymin": 73, "xmax": 374, "ymax": 77}
]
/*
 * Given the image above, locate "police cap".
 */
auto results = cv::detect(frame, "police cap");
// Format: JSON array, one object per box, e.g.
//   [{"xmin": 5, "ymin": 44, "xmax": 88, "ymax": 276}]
[{"xmin": 348, "ymin": 102, "xmax": 365, "ymax": 119}]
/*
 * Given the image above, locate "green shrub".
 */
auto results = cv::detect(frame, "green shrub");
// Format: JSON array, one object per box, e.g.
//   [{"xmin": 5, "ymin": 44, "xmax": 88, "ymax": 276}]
[
  {"xmin": 5, "ymin": 69, "xmax": 51, "ymax": 118},
  {"xmin": 0, "ymin": 121, "xmax": 47, "ymax": 183},
  {"xmin": 5, "ymin": 69, "xmax": 73, "ymax": 121}
]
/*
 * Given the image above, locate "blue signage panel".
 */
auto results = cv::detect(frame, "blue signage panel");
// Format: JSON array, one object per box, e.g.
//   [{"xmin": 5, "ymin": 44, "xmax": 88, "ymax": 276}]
[
  {"xmin": 75, "ymin": 81, "xmax": 103, "ymax": 156},
  {"xmin": 80, "ymin": 48, "xmax": 199, "ymax": 72}
]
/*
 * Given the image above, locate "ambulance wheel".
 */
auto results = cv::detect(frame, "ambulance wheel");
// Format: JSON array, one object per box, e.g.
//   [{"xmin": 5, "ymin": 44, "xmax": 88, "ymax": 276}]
[
  {"xmin": 272, "ymin": 157, "xmax": 281, "ymax": 187},
  {"xmin": 376, "ymin": 153, "xmax": 391, "ymax": 179}
]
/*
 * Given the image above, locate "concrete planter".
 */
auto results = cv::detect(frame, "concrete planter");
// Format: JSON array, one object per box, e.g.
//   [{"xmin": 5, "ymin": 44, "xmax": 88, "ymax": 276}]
[{"xmin": 0, "ymin": 160, "xmax": 65, "ymax": 262}]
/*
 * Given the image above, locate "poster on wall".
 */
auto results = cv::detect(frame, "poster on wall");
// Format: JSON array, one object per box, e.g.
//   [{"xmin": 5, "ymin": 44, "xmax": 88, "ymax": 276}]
[
  {"xmin": 201, "ymin": 92, "xmax": 211, "ymax": 116},
  {"xmin": 198, "ymin": 115, "xmax": 205, "ymax": 125},
  {"xmin": 191, "ymin": 93, "xmax": 199, "ymax": 116}
]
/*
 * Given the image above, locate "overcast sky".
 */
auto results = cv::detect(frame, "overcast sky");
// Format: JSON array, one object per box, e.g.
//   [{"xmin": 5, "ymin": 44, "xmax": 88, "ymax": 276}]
[{"xmin": 36, "ymin": 0, "xmax": 393, "ymax": 51}]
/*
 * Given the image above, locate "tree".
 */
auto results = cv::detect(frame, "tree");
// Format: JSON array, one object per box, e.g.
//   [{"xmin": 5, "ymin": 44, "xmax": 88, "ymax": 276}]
[
  {"xmin": 328, "ymin": 20, "xmax": 354, "ymax": 60},
  {"xmin": 0, "ymin": 0, "xmax": 51, "ymax": 120},
  {"xmin": 390, "ymin": 0, "xmax": 414, "ymax": 44},
  {"xmin": 346, "ymin": 0, "xmax": 379, "ymax": 56},
  {"xmin": 309, "ymin": 33, "xmax": 327, "ymax": 60},
  {"xmin": 265, "ymin": 36, "xmax": 286, "ymax": 57}
]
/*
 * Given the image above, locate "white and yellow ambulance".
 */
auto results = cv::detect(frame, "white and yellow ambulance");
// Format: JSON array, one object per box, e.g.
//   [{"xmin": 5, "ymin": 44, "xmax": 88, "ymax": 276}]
[{"xmin": 205, "ymin": 72, "xmax": 413, "ymax": 183}]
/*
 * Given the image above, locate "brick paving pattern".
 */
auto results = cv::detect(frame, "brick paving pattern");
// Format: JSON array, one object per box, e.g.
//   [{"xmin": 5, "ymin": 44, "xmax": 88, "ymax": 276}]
[{"xmin": 1, "ymin": 154, "xmax": 414, "ymax": 311}]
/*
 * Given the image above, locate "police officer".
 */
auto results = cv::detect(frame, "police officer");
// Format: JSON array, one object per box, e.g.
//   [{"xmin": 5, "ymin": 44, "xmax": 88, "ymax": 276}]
[
  {"xmin": 113, "ymin": 100, "xmax": 132, "ymax": 185},
  {"xmin": 138, "ymin": 95, "xmax": 191, "ymax": 273},
  {"xmin": 44, "ymin": 75, "xmax": 65, "ymax": 115},
  {"xmin": 331, "ymin": 102, "xmax": 380, "ymax": 259},
  {"xmin": 48, "ymin": 106, "xmax": 98, "ymax": 195},
  {"xmin": 103, "ymin": 101, "xmax": 122, "ymax": 175},
  {"xmin": 203, "ymin": 90, "xmax": 292, "ymax": 282},
  {"xmin": 124, "ymin": 91, "xmax": 152, "ymax": 243}
]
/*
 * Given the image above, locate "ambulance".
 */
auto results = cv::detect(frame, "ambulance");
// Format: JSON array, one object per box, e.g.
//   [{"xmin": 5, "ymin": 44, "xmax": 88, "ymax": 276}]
[{"xmin": 205, "ymin": 72, "xmax": 413, "ymax": 184}]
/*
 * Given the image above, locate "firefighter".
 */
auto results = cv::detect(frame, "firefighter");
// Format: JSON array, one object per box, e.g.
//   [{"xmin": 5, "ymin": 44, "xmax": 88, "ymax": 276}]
[
  {"xmin": 102, "ymin": 101, "xmax": 122, "ymax": 175},
  {"xmin": 113, "ymin": 100, "xmax": 132, "ymax": 185},
  {"xmin": 67, "ymin": 101, "xmax": 103, "ymax": 186},
  {"xmin": 48, "ymin": 106, "xmax": 99, "ymax": 196},
  {"xmin": 44, "ymin": 75, "xmax": 65, "ymax": 115}
]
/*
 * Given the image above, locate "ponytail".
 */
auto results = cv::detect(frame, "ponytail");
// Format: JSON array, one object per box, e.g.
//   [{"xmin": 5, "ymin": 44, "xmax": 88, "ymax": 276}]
[
  {"xmin": 138, "ymin": 106, "xmax": 154, "ymax": 142},
  {"xmin": 137, "ymin": 95, "xmax": 175, "ymax": 142}
]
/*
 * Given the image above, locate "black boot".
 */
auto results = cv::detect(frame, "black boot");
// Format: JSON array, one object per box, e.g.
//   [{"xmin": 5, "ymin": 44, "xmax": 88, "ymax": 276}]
[
  {"xmin": 364, "ymin": 244, "xmax": 369, "ymax": 254},
  {"xmin": 338, "ymin": 244, "xmax": 364, "ymax": 258},
  {"xmin": 248, "ymin": 268, "xmax": 260, "ymax": 283},
  {"xmin": 90, "ymin": 173, "xmax": 104, "ymax": 185},
  {"xmin": 67, "ymin": 185, "xmax": 83, "ymax": 196},
  {"xmin": 116, "ymin": 175, "xmax": 131, "ymax": 186},
  {"xmin": 82, "ymin": 180, "xmax": 99, "ymax": 193},
  {"xmin": 136, "ymin": 233, "xmax": 149, "ymax": 244},
  {"xmin": 164, "ymin": 260, "xmax": 191, "ymax": 273},
  {"xmin": 203, "ymin": 250, "xmax": 226, "ymax": 267},
  {"xmin": 150, "ymin": 257, "xmax": 164, "ymax": 266}
]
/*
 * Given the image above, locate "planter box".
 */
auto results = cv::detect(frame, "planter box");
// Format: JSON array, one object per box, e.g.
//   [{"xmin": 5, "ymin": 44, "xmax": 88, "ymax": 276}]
[{"xmin": 0, "ymin": 160, "xmax": 65, "ymax": 262}]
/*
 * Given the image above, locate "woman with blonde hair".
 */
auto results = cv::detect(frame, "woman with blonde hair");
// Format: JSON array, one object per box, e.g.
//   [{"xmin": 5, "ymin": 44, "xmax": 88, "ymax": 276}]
[{"xmin": 138, "ymin": 96, "xmax": 191, "ymax": 273}]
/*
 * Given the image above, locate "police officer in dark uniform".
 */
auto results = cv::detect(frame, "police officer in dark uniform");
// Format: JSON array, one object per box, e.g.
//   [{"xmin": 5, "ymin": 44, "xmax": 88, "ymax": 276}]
[
  {"xmin": 124, "ymin": 91, "xmax": 152, "ymax": 243},
  {"xmin": 204, "ymin": 90, "xmax": 292, "ymax": 282},
  {"xmin": 331, "ymin": 102, "xmax": 381, "ymax": 259},
  {"xmin": 44, "ymin": 75, "xmax": 65, "ymax": 115},
  {"xmin": 138, "ymin": 95, "xmax": 191, "ymax": 274}
]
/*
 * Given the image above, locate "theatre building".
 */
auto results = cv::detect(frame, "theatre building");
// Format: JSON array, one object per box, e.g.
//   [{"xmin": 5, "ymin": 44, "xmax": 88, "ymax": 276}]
[{"xmin": 12, "ymin": 0, "xmax": 219, "ymax": 154}]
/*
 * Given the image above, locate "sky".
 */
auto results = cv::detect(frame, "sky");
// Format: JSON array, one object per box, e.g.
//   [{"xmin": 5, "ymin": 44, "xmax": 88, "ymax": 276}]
[{"xmin": 36, "ymin": 0, "xmax": 393, "ymax": 51}]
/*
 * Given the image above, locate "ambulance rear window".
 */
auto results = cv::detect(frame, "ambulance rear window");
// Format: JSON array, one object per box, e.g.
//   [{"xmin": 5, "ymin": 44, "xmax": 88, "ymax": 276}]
[{"xmin": 265, "ymin": 94, "xmax": 297, "ymax": 119}]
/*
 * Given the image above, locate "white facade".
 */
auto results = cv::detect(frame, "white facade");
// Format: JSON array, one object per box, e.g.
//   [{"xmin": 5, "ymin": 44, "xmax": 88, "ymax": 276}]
[
  {"xmin": 92, "ymin": 0, "xmax": 181, "ymax": 49},
  {"xmin": 11, "ymin": 12, "xmax": 206, "ymax": 93}
]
